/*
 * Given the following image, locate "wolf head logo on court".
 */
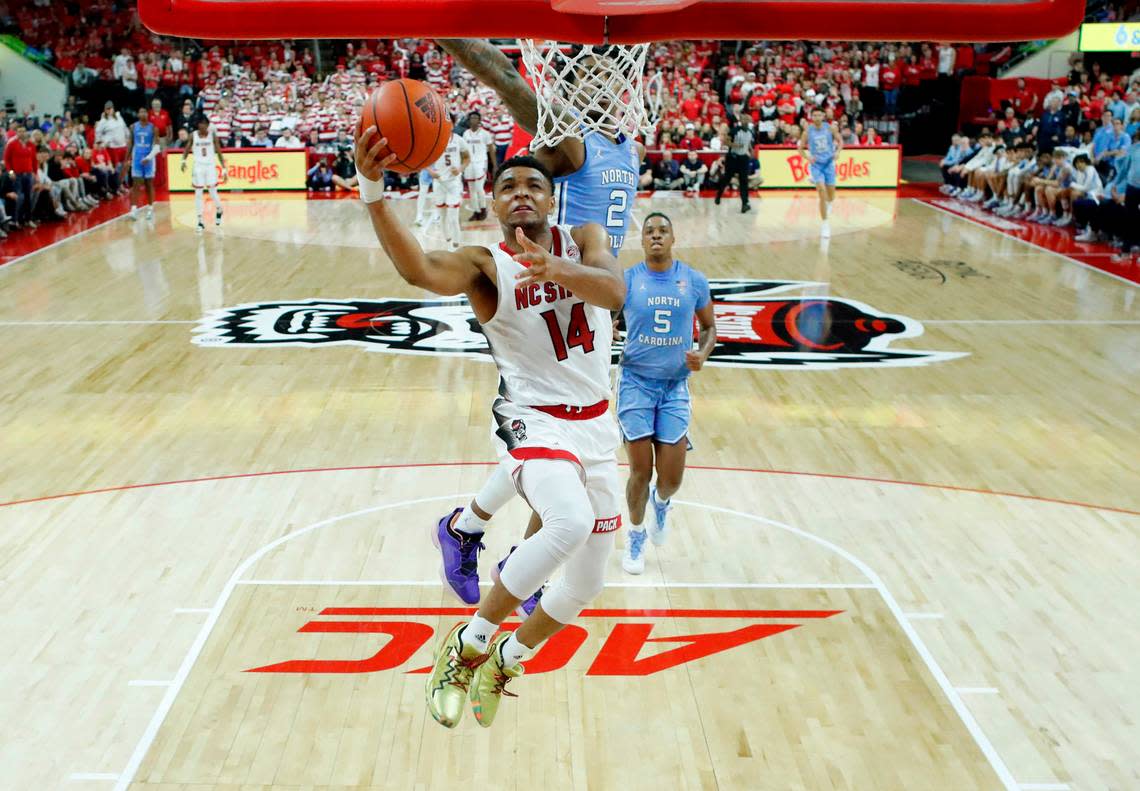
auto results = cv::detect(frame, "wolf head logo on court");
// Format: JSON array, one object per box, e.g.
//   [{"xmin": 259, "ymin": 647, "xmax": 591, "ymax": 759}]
[{"xmin": 193, "ymin": 279, "xmax": 965, "ymax": 369}]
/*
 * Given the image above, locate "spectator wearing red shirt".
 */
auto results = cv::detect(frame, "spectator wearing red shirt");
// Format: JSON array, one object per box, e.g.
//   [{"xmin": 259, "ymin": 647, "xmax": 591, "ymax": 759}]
[
  {"xmin": 680, "ymin": 88, "xmax": 703, "ymax": 122},
  {"xmin": 880, "ymin": 61, "xmax": 901, "ymax": 117},
  {"xmin": 918, "ymin": 45, "xmax": 938, "ymax": 81},
  {"xmin": 142, "ymin": 53, "xmax": 162, "ymax": 99},
  {"xmin": 701, "ymin": 92, "xmax": 725, "ymax": 124},
  {"xmin": 2, "ymin": 126, "xmax": 37, "ymax": 225},
  {"xmin": 679, "ymin": 126, "xmax": 704, "ymax": 151},
  {"xmin": 902, "ymin": 56, "xmax": 922, "ymax": 88},
  {"xmin": 777, "ymin": 94, "xmax": 797, "ymax": 125},
  {"xmin": 1012, "ymin": 78, "xmax": 1037, "ymax": 116},
  {"xmin": 149, "ymin": 98, "xmax": 172, "ymax": 142},
  {"xmin": 862, "ymin": 128, "xmax": 884, "ymax": 146}
]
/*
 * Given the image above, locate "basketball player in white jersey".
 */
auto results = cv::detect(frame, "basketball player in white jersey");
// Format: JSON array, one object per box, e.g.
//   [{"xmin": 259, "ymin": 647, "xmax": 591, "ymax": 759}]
[
  {"xmin": 461, "ymin": 110, "xmax": 496, "ymax": 221},
  {"xmin": 356, "ymin": 129, "xmax": 625, "ymax": 728},
  {"xmin": 180, "ymin": 116, "xmax": 226, "ymax": 231},
  {"xmin": 434, "ymin": 39, "xmax": 640, "ymax": 611},
  {"xmin": 428, "ymin": 130, "xmax": 470, "ymax": 251}
]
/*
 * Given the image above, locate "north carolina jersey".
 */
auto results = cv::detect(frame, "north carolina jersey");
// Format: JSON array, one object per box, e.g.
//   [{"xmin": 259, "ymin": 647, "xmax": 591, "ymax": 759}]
[
  {"xmin": 620, "ymin": 260, "xmax": 711, "ymax": 380},
  {"xmin": 462, "ymin": 128, "xmax": 493, "ymax": 174},
  {"xmin": 481, "ymin": 225, "xmax": 613, "ymax": 407},
  {"xmin": 433, "ymin": 133, "xmax": 469, "ymax": 182},
  {"xmin": 806, "ymin": 124, "xmax": 836, "ymax": 163},
  {"xmin": 554, "ymin": 131, "xmax": 638, "ymax": 257},
  {"xmin": 132, "ymin": 122, "xmax": 156, "ymax": 161}
]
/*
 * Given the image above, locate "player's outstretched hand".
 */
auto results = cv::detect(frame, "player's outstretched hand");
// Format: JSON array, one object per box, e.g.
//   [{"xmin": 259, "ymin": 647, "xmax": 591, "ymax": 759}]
[
  {"xmin": 685, "ymin": 350, "xmax": 706, "ymax": 372},
  {"xmin": 513, "ymin": 226, "xmax": 566, "ymax": 286},
  {"xmin": 180, "ymin": 161, "xmax": 186, "ymax": 173},
  {"xmin": 355, "ymin": 127, "xmax": 398, "ymax": 181}
]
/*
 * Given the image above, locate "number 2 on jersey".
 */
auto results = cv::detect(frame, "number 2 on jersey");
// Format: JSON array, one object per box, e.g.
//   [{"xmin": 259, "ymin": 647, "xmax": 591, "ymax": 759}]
[
  {"xmin": 606, "ymin": 189, "xmax": 626, "ymax": 228},
  {"xmin": 540, "ymin": 303, "xmax": 596, "ymax": 362}
]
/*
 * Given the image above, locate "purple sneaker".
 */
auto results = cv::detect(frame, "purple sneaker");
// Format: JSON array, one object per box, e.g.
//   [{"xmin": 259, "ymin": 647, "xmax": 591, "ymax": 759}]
[
  {"xmin": 432, "ymin": 507, "xmax": 485, "ymax": 605},
  {"xmin": 492, "ymin": 545, "xmax": 543, "ymax": 618}
]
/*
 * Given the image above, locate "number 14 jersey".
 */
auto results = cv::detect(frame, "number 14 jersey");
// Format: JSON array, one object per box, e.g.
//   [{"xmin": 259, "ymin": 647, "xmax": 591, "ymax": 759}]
[{"xmin": 481, "ymin": 225, "xmax": 613, "ymax": 408}]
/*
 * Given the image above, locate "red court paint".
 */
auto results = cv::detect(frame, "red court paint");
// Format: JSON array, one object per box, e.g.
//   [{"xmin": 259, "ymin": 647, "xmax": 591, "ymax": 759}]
[{"xmin": 1, "ymin": 461, "xmax": 1135, "ymax": 516}]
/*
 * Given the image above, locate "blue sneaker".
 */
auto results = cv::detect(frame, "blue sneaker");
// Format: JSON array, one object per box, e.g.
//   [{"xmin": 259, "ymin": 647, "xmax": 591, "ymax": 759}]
[
  {"xmin": 621, "ymin": 528, "xmax": 647, "ymax": 574},
  {"xmin": 432, "ymin": 507, "xmax": 484, "ymax": 605},
  {"xmin": 492, "ymin": 545, "xmax": 543, "ymax": 618},
  {"xmin": 647, "ymin": 484, "xmax": 672, "ymax": 547}
]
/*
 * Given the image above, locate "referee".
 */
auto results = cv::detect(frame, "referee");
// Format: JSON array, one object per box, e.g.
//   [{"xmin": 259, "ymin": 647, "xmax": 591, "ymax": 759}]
[{"xmin": 715, "ymin": 105, "xmax": 755, "ymax": 213}]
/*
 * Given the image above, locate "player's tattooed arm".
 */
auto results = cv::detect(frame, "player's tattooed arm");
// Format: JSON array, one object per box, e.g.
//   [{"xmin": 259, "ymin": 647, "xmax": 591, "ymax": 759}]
[
  {"xmin": 438, "ymin": 40, "xmax": 539, "ymax": 135},
  {"xmin": 439, "ymin": 39, "xmax": 583, "ymax": 175}
]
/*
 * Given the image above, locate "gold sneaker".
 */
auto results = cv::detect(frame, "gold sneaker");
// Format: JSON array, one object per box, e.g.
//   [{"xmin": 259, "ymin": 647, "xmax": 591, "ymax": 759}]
[
  {"xmin": 469, "ymin": 633, "xmax": 525, "ymax": 728},
  {"xmin": 426, "ymin": 623, "xmax": 488, "ymax": 728}
]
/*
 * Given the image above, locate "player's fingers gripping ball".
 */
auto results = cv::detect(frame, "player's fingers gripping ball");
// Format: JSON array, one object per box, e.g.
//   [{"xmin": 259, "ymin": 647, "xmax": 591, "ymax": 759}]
[
  {"xmin": 354, "ymin": 128, "xmax": 399, "ymax": 180},
  {"xmin": 356, "ymin": 78, "xmax": 452, "ymax": 175}
]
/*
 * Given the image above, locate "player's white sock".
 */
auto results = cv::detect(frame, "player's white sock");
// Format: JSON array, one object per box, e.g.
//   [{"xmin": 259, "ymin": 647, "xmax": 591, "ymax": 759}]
[
  {"xmin": 500, "ymin": 632, "xmax": 534, "ymax": 666},
  {"xmin": 209, "ymin": 186, "xmax": 221, "ymax": 212},
  {"xmin": 194, "ymin": 188, "xmax": 204, "ymax": 221},
  {"xmin": 445, "ymin": 207, "xmax": 460, "ymax": 243},
  {"xmin": 461, "ymin": 614, "xmax": 498, "ymax": 654},
  {"xmin": 653, "ymin": 489, "xmax": 670, "ymax": 508},
  {"xmin": 415, "ymin": 187, "xmax": 431, "ymax": 223},
  {"xmin": 452, "ymin": 507, "xmax": 488, "ymax": 535},
  {"xmin": 472, "ymin": 178, "xmax": 486, "ymax": 212}
]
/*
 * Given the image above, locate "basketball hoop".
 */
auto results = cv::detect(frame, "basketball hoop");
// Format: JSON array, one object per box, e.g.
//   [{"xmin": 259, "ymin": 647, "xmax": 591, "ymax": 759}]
[{"xmin": 519, "ymin": 40, "xmax": 651, "ymax": 149}]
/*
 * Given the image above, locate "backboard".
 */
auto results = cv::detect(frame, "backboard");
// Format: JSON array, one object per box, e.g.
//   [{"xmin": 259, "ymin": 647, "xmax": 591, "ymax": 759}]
[{"xmin": 139, "ymin": 0, "xmax": 1087, "ymax": 43}]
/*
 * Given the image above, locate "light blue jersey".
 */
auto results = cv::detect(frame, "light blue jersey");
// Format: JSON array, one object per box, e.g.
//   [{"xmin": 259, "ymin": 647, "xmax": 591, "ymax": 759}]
[
  {"xmin": 617, "ymin": 259, "xmax": 710, "ymax": 444},
  {"xmin": 554, "ymin": 130, "xmax": 638, "ymax": 257},
  {"xmin": 620, "ymin": 260, "xmax": 711, "ymax": 380},
  {"xmin": 807, "ymin": 123, "xmax": 836, "ymax": 164},
  {"xmin": 131, "ymin": 122, "xmax": 156, "ymax": 178}
]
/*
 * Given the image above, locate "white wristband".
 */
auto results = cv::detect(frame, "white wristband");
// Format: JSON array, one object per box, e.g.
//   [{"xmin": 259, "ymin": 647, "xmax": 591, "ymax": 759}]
[{"xmin": 358, "ymin": 171, "xmax": 386, "ymax": 203}]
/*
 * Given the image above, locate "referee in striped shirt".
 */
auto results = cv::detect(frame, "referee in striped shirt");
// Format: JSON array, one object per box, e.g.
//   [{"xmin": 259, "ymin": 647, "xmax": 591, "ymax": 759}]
[{"xmin": 715, "ymin": 106, "xmax": 755, "ymax": 213}]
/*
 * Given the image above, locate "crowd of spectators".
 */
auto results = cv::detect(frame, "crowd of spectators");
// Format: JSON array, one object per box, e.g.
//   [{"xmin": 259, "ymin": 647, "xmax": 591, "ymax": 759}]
[
  {"xmin": 940, "ymin": 55, "xmax": 1140, "ymax": 254},
  {"xmin": 4, "ymin": 0, "xmax": 1139, "ymax": 237}
]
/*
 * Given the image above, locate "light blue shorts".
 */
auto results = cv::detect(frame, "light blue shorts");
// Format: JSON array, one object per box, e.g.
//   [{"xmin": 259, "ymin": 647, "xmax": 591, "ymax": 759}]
[
  {"xmin": 616, "ymin": 368, "xmax": 691, "ymax": 445},
  {"xmin": 132, "ymin": 155, "xmax": 155, "ymax": 180},
  {"xmin": 810, "ymin": 159, "xmax": 836, "ymax": 186}
]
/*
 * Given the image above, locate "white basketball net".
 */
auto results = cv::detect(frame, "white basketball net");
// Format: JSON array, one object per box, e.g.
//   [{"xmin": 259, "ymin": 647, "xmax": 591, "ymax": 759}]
[{"xmin": 519, "ymin": 40, "xmax": 651, "ymax": 149}]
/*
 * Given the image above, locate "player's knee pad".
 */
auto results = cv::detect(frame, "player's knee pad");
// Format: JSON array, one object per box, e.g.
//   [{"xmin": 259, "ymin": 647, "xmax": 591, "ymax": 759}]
[
  {"xmin": 540, "ymin": 534, "xmax": 612, "ymax": 623},
  {"xmin": 518, "ymin": 459, "xmax": 594, "ymax": 561}
]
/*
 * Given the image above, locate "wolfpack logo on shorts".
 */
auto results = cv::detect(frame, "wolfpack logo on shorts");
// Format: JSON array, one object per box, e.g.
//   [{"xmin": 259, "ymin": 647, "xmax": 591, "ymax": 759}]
[{"xmin": 193, "ymin": 280, "xmax": 966, "ymax": 369}]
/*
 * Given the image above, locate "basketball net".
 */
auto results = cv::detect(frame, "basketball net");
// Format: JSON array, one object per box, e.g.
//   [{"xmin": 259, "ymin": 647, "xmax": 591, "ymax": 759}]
[{"xmin": 519, "ymin": 40, "xmax": 651, "ymax": 148}]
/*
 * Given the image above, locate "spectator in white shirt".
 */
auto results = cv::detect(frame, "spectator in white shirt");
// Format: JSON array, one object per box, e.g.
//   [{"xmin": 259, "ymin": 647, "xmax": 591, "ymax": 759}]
[
  {"xmin": 937, "ymin": 44, "xmax": 956, "ymax": 76},
  {"xmin": 275, "ymin": 130, "xmax": 303, "ymax": 148},
  {"xmin": 94, "ymin": 102, "xmax": 129, "ymax": 171}
]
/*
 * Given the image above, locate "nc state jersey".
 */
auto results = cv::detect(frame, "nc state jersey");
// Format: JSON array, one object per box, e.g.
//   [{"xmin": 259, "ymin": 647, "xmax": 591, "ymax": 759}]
[
  {"xmin": 481, "ymin": 225, "xmax": 613, "ymax": 407},
  {"xmin": 432, "ymin": 133, "xmax": 469, "ymax": 182},
  {"xmin": 192, "ymin": 129, "xmax": 216, "ymax": 162}
]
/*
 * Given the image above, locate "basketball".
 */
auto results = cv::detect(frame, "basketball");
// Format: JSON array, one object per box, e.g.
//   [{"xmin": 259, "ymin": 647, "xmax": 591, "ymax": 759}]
[{"xmin": 358, "ymin": 78, "xmax": 452, "ymax": 174}]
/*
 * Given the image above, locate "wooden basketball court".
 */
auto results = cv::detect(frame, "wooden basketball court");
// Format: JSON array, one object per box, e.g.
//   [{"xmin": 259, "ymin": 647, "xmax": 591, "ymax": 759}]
[{"xmin": 2, "ymin": 193, "xmax": 1137, "ymax": 791}]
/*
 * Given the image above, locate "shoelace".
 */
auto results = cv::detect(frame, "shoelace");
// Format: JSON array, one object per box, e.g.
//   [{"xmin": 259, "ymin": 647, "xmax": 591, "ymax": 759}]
[
  {"xmin": 491, "ymin": 672, "xmax": 518, "ymax": 698},
  {"xmin": 445, "ymin": 651, "xmax": 489, "ymax": 692},
  {"xmin": 629, "ymin": 530, "xmax": 647, "ymax": 555},
  {"xmin": 458, "ymin": 536, "xmax": 486, "ymax": 576}
]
